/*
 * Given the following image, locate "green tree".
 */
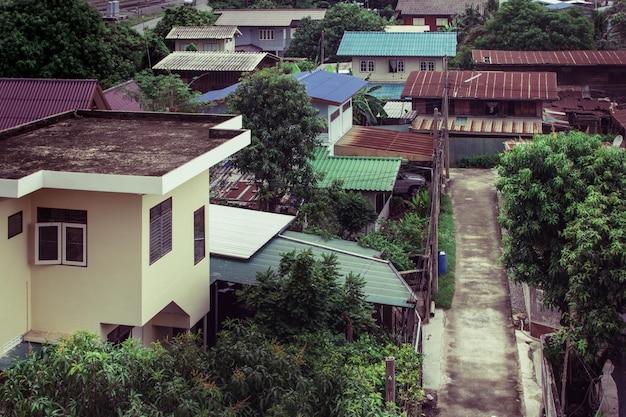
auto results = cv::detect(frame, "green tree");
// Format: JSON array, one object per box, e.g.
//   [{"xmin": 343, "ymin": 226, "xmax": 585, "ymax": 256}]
[
  {"xmin": 0, "ymin": 0, "xmax": 144, "ymax": 88},
  {"xmin": 226, "ymin": 68, "xmax": 325, "ymax": 210},
  {"xmin": 321, "ymin": 3, "xmax": 390, "ymax": 62},
  {"xmin": 132, "ymin": 69, "xmax": 200, "ymax": 111},
  {"xmin": 352, "ymin": 83, "xmax": 387, "ymax": 125},
  {"xmin": 335, "ymin": 191, "xmax": 378, "ymax": 235},
  {"xmin": 497, "ymin": 131, "xmax": 626, "ymax": 364},
  {"xmin": 475, "ymin": 0, "xmax": 595, "ymax": 50},
  {"xmin": 237, "ymin": 249, "xmax": 375, "ymax": 340},
  {"xmin": 285, "ymin": 16, "xmax": 324, "ymax": 61},
  {"xmin": 152, "ymin": 6, "xmax": 218, "ymax": 40}
]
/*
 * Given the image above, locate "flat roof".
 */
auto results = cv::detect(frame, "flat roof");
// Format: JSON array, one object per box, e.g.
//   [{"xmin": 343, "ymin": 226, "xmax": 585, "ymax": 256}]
[{"xmin": 0, "ymin": 110, "xmax": 250, "ymax": 197}]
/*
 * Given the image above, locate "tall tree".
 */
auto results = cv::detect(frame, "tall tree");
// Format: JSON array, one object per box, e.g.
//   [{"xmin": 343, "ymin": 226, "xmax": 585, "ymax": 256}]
[
  {"xmin": 132, "ymin": 69, "xmax": 200, "ymax": 111},
  {"xmin": 0, "ymin": 0, "xmax": 144, "ymax": 88},
  {"xmin": 152, "ymin": 6, "xmax": 218, "ymax": 40},
  {"xmin": 226, "ymin": 68, "xmax": 325, "ymax": 210},
  {"xmin": 285, "ymin": 16, "xmax": 324, "ymax": 61},
  {"xmin": 321, "ymin": 3, "xmax": 390, "ymax": 62},
  {"xmin": 475, "ymin": 0, "xmax": 595, "ymax": 50},
  {"xmin": 497, "ymin": 131, "xmax": 626, "ymax": 363}
]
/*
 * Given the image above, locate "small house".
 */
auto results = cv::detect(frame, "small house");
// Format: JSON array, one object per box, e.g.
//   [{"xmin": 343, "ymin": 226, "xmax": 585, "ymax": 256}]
[{"xmin": 165, "ymin": 25, "xmax": 241, "ymax": 52}]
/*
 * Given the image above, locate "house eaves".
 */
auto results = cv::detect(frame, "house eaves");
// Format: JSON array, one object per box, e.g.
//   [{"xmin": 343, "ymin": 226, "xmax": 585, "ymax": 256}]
[
  {"xmin": 210, "ymin": 230, "xmax": 418, "ymax": 308},
  {"xmin": 336, "ymin": 31, "xmax": 457, "ymax": 57},
  {"xmin": 0, "ymin": 110, "xmax": 250, "ymax": 198},
  {"xmin": 396, "ymin": 0, "xmax": 487, "ymax": 15}
]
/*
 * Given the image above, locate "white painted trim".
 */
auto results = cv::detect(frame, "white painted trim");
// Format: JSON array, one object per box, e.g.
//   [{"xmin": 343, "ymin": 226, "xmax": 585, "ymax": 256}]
[
  {"xmin": 35, "ymin": 222, "xmax": 62, "ymax": 265},
  {"xmin": 62, "ymin": 223, "xmax": 87, "ymax": 267}
]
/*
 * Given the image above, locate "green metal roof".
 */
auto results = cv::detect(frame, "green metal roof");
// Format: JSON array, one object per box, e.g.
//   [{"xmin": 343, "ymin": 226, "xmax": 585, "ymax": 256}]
[
  {"xmin": 210, "ymin": 231, "xmax": 418, "ymax": 307},
  {"xmin": 311, "ymin": 147, "xmax": 402, "ymax": 192},
  {"xmin": 336, "ymin": 31, "xmax": 457, "ymax": 57}
]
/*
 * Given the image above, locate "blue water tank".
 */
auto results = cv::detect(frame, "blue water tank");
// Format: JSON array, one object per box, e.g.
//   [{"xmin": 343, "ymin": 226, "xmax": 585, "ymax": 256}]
[{"xmin": 438, "ymin": 251, "xmax": 447, "ymax": 275}]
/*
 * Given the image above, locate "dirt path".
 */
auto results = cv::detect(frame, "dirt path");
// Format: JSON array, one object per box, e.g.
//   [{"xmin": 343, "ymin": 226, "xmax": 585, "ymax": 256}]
[{"xmin": 436, "ymin": 168, "xmax": 523, "ymax": 417}]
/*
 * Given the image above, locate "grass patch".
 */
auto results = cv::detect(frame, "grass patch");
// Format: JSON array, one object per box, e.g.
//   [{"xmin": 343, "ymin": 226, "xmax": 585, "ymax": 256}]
[{"xmin": 434, "ymin": 193, "xmax": 455, "ymax": 309}]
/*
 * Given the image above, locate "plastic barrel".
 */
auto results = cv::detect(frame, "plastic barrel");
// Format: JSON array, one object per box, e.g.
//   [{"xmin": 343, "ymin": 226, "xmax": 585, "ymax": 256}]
[{"xmin": 438, "ymin": 251, "xmax": 447, "ymax": 275}]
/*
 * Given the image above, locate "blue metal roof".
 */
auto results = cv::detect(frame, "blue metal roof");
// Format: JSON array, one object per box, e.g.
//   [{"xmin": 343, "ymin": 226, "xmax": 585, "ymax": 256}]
[
  {"xmin": 195, "ymin": 69, "xmax": 366, "ymax": 105},
  {"xmin": 336, "ymin": 31, "xmax": 457, "ymax": 57},
  {"xmin": 292, "ymin": 69, "xmax": 367, "ymax": 105}
]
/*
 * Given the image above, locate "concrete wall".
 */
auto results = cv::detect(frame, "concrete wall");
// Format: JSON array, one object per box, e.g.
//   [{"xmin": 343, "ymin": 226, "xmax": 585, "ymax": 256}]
[
  {"xmin": 350, "ymin": 56, "xmax": 445, "ymax": 82},
  {"xmin": 449, "ymin": 136, "xmax": 510, "ymax": 165},
  {"xmin": 0, "ymin": 197, "xmax": 32, "ymax": 356}
]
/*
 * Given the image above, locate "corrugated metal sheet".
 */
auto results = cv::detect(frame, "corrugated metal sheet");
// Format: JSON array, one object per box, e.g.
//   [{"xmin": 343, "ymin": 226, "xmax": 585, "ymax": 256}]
[
  {"xmin": 0, "ymin": 78, "xmax": 109, "ymax": 131},
  {"xmin": 152, "ymin": 51, "xmax": 273, "ymax": 72},
  {"xmin": 410, "ymin": 115, "xmax": 542, "ymax": 136},
  {"xmin": 367, "ymin": 83, "xmax": 405, "ymax": 100},
  {"xmin": 209, "ymin": 204, "xmax": 294, "ymax": 259},
  {"xmin": 335, "ymin": 126, "xmax": 434, "ymax": 162},
  {"xmin": 292, "ymin": 70, "xmax": 367, "ymax": 105},
  {"xmin": 336, "ymin": 31, "xmax": 457, "ymax": 57},
  {"xmin": 196, "ymin": 70, "xmax": 365, "ymax": 105},
  {"xmin": 472, "ymin": 50, "xmax": 626, "ymax": 66},
  {"xmin": 103, "ymin": 80, "xmax": 143, "ymax": 111},
  {"xmin": 611, "ymin": 108, "xmax": 626, "ymax": 131},
  {"xmin": 402, "ymin": 70, "xmax": 559, "ymax": 100},
  {"xmin": 214, "ymin": 9, "xmax": 326, "ymax": 26},
  {"xmin": 166, "ymin": 25, "xmax": 241, "ymax": 40},
  {"xmin": 210, "ymin": 230, "xmax": 418, "ymax": 307},
  {"xmin": 396, "ymin": 0, "xmax": 486, "ymax": 15},
  {"xmin": 311, "ymin": 147, "xmax": 402, "ymax": 191},
  {"xmin": 383, "ymin": 100, "xmax": 417, "ymax": 120}
]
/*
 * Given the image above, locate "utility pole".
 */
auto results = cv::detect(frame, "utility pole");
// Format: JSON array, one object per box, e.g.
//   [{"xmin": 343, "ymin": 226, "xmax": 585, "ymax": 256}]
[{"xmin": 443, "ymin": 55, "xmax": 450, "ymax": 179}]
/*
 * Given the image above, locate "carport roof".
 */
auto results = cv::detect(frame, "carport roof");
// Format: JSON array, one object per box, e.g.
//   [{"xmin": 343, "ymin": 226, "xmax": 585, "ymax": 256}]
[
  {"xmin": 210, "ymin": 230, "xmax": 418, "ymax": 308},
  {"xmin": 334, "ymin": 126, "xmax": 434, "ymax": 162},
  {"xmin": 310, "ymin": 147, "xmax": 402, "ymax": 192}
]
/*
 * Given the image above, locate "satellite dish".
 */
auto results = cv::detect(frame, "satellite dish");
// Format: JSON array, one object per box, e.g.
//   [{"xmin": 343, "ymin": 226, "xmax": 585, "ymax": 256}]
[{"xmin": 613, "ymin": 135, "xmax": 623, "ymax": 147}]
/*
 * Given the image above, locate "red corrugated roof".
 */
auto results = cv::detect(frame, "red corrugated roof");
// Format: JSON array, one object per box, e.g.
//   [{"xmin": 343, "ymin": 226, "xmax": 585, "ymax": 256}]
[
  {"xmin": 472, "ymin": 50, "xmax": 626, "ymax": 66},
  {"xmin": 0, "ymin": 78, "xmax": 110, "ymax": 130},
  {"xmin": 104, "ymin": 80, "xmax": 144, "ymax": 112},
  {"xmin": 401, "ymin": 70, "xmax": 559, "ymax": 100}
]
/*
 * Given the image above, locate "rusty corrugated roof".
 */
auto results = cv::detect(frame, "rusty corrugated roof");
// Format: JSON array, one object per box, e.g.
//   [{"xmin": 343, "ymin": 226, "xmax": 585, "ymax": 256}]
[
  {"xmin": 103, "ymin": 80, "xmax": 143, "ymax": 112},
  {"xmin": 214, "ymin": 9, "xmax": 326, "ymax": 26},
  {"xmin": 472, "ymin": 50, "xmax": 626, "ymax": 66},
  {"xmin": 402, "ymin": 70, "xmax": 559, "ymax": 100},
  {"xmin": 334, "ymin": 126, "xmax": 434, "ymax": 162},
  {"xmin": 410, "ymin": 115, "xmax": 542, "ymax": 136},
  {"xmin": 0, "ymin": 78, "xmax": 110, "ymax": 131},
  {"xmin": 396, "ymin": 0, "xmax": 487, "ymax": 15},
  {"xmin": 611, "ymin": 109, "xmax": 626, "ymax": 131},
  {"xmin": 166, "ymin": 25, "xmax": 241, "ymax": 40},
  {"xmin": 152, "ymin": 51, "xmax": 277, "ymax": 72}
]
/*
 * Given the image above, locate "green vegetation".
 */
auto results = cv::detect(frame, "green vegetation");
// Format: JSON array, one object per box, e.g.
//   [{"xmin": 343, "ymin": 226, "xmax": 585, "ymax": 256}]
[
  {"xmin": 152, "ymin": 6, "xmax": 218, "ymax": 40},
  {"xmin": 132, "ymin": 70, "xmax": 200, "ymax": 111},
  {"xmin": 0, "ymin": 250, "xmax": 424, "ymax": 416},
  {"xmin": 458, "ymin": 153, "xmax": 501, "ymax": 168},
  {"xmin": 227, "ymin": 68, "xmax": 325, "ymax": 211},
  {"xmin": 434, "ymin": 193, "xmax": 455, "ymax": 309}
]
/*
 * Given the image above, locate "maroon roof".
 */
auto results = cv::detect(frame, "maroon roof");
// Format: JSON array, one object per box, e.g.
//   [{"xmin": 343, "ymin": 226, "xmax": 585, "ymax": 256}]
[
  {"xmin": 611, "ymin": 109, "xmax": 626, "ymax": 131},
  {"xmin": 0, "ymin": 78, "xmax": 111, "ymax": 130},
  {"xmin": 396, "ymin": 0, "xmax": 486, "ymax": 16},
  {"xmin": 472, "ymin": 50, "xmax": 626, "ymax": 66},
  {"xmin": 104, "ymin": 80, "xmax": 144, "ymax": 112},
  {"xmin": 402, "ymin": 70, "xmax": 559, "ymax": 100}
]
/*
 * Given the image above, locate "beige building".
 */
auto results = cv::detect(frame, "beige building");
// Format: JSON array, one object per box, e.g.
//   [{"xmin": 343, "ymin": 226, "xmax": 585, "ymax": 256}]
[
  {"xmin": 166, "ymin": 26, "xmax": 241, "ymax": 52},
  {"xmin": 0, "ymin": 110, "xmax": 250, "ymax": 357}
]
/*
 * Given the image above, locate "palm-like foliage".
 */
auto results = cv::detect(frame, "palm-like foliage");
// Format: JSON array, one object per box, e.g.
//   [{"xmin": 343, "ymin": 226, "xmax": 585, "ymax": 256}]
[{"xmin": 352, "ymin": 84, "xmax": 387, "ymax": 126}]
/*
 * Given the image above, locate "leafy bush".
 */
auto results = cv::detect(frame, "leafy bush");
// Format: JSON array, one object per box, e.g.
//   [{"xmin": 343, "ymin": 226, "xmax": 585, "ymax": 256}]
[{"xmin": 458, "ymin": 153, "xmax": 501, "ymax": 168}]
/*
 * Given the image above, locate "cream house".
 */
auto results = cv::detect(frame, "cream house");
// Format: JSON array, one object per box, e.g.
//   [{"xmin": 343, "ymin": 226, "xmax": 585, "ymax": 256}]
[
  {"xmin": 165, "ymin": 26, "xmax": 241, "ymax": 52},
  {"xmin": 0, "ymin": 110, "xmax": 250, "ymax": 357}
]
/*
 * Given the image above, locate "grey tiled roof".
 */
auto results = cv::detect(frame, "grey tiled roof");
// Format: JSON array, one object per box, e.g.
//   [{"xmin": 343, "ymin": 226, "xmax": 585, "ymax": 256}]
[
  {"xmin": 152, "ymin": 51, "xmax": 276, "ymax": 72},
  {"xmin": 166, "ymin": 25, "xmax": 241, "ymax": 40},
  {"xmin": 214, "ymin": 8, "xmax": 326, "ymax": 26}
]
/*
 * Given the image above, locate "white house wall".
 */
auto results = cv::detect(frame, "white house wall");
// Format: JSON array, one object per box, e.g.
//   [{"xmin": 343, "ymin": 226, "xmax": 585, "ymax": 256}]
[
  {"xmin": 0, "ymin": 197, "xmax": 31, "ymax": 356},
  {"xmin": 350, "ymin": 56, "xmax": 446, "ymax": 82}
]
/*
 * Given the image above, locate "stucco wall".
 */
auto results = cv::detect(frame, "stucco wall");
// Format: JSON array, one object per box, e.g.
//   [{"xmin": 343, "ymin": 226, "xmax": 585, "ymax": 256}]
[
  {"xmin": 350, "ymin": 57, "xmax": 445, "ymax": 82},
  {"xmin": 0, "ymin": 198, "xmax": 31, "ymax": 356}
]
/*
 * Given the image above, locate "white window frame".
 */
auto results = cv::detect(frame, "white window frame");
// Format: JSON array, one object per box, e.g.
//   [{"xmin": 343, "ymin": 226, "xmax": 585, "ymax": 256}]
[
  {"xmin": 436, "ymin": 17, "xmax": 448, "ymax": 26},
  {"xmin": 35, "ymin": 223, "xmax": 87, "ymax": 266},
  {"xmin": 259, "ymin": 29, "xmax": 275, "ymax": 40},
  {"xmin": 389, "ymin": 59, "xmax": 405, "ymax": 73},
  {"xmin": 420, "ymin": 61, "xmax": 435, "ymax": 71},
  {"xmin": 360, "ymin": 60, "xmax": 375, "ymax": 73},
  {"xmin": 413, "ymin": 17, "xmax": 425, "ymax": 25}
]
